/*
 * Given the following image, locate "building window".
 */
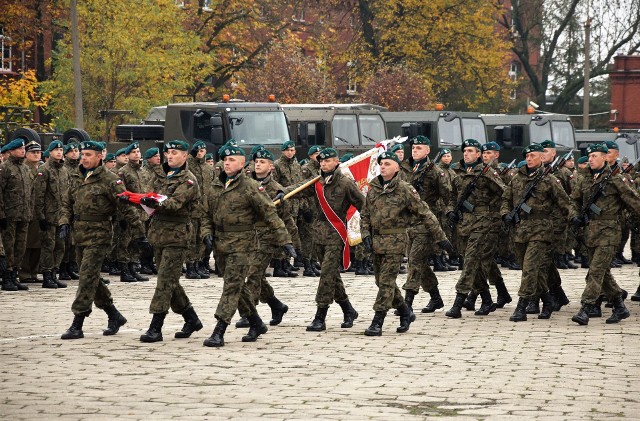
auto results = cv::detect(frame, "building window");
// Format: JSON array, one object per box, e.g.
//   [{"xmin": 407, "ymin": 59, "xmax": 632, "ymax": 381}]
[
  {"xmin": 174, "ymin": 0, "xmax": 186, "ymax": 8},
  {"xmin": 0, "ymin": 28, "xmax": 11, "ymax": 73},
  {"xmin": 202, "ymin": 0, "xmax": 212, "ymax": 12}
]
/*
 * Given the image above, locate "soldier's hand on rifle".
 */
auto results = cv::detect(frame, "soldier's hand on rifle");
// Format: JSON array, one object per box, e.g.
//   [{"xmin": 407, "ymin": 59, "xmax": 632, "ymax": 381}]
[
  {"xmin": 438, "ymin": 239, "xmax": 454, "ymax": 254},
  {"xmin": 362, "ymin": 236, "xmax": 373, "ymax": 253},
  {"xmin": 133, "ymin": 236, "xmax": 152, "ymax": 253},
  {"xmin": 282, "ymin": 244, "xmax": 297, "ymax": 258},
  {"xmin": 59, "ymin": 224, "xmax": 70, "ymax": 239},
  {"xmin": 571, "ymin": 216, "xmax": 586, "ymax": 228},
  {"xmin": 446, "ymin": 211, "xmax": 459, "ymax": 225},
  {"xmin": 502, "ymin": 214, "xmax": 515, "ymax": 227},
  {"xmin": 140, "ymin": 197, "xmax": 160, "ymax": 208},
  {"xmin": 38, "ymin": 219, "xmax": 50, "ymax": 231},
  {"xmin": 203, "ymin": 234, "xmax": 214, "ymax": 250}
]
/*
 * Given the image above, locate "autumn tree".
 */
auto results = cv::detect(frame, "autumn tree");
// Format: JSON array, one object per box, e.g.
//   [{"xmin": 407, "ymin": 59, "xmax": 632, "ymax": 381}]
[
  {"xmin": 0, "ymin": 70, "xmax": 52, "ymax": 142},
  {"xmin": 358, "ymin": 65, "xmax": 432, "ymax": 111},
  {"xmin": 43, "ymin": 0, "xmax": 213, "ymax": 138}
]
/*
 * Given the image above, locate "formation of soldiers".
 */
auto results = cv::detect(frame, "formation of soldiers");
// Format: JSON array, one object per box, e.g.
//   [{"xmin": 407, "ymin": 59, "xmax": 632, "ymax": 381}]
[{"xmin": 1, "ymin": 133, "xmax": 639, "ymax": 345}]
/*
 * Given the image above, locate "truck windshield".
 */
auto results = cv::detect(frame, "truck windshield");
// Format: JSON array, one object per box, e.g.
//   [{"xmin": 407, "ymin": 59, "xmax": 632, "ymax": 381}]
[
  {"xmin": 462, "ymin": 118, "xmax": 487, "ymax": 143},
  {"xmin": 360, "ymin": 114, "xmax": 386, "ymax": 145},
  {"xmin": 617, "ymin": 138, "xmax": 639, "ymax": 162},
  {"xmin": 227, "ymin": 111, "xmax": 290, "ymax": 145},
  {"xmin": 332, "ymin": 115, "xmax": 359, "ymax": 146},
  {"xmin": 551, "ymin": 121, "xmax": 575, "ymax": 149},
  {"xmin": 529, "ymin": 121, "xmax": 552, "ymax": 144},
  {"xmin": 437, "ymin": 118, "xmax": 463, "ymax": 147}
]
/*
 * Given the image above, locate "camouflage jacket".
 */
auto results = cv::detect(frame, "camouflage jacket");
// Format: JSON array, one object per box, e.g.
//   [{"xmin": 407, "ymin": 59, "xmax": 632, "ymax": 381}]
[
  {"xmin": 301, "ymin": 158, "xmax": 321, "ymax": 179},
  {"xmin": 571, "ymin": 164, "xmax": 640, "ymax": 247},
  {"xmin": 451, "ymin": 162, "xmax": 506, "ymax": 237},
  {"xmin": 186, "ymin": 155, "xmax": 212, "ymax": 219},
  {"xmin": 274, "ymin": 155, "xmax": 302, "ymax": 187},
  {"xmin": 0, "ymin": 155, "xmax": 35, "ymax": 221},
  {"xmin": 118, "ymin": 160, "xmax": 148, "ymax": 222},
  {"xmin": 203, "ymin": 170, "xmax": 290, "ymax": 253},
  {"xmin": 289, "ymin": 167, "xmax": 365, "ymax": 246},
  {"xmin": 251, "ymin": 172, "xmax": 295, "ymax": 249},
  {"xmin": 147, "ymin": 163, "xmax": 199, "ymax": 248},
  {"xmin": 34, "ymin": 158, "xmax": 69, "ymax": 223},
  {"xmin": 500, "ymin": 165, "xmax": 575, "ymax": 243},
  {"xmin": 60, "ymin": 165, "xmax": 144, "ymax": 246},
  {"xmin": 361, "ymin": 175, "xmax": 446, "ymax": 254}
]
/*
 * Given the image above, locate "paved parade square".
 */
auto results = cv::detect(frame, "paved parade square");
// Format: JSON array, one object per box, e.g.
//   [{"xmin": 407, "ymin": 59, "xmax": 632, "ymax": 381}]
[{"xmin": 1, "ymin": 261, "xmax": 640, "ymax": 420}]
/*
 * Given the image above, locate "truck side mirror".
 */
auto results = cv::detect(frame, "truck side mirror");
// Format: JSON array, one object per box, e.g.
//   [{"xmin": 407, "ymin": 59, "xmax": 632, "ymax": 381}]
[
  {"xmin": 210, "ymin": 115, "xmax": 224, "ymax": 145},
  {"xmin": 297, "ymin": 122, "xmax": 309, "ymax": 146}
]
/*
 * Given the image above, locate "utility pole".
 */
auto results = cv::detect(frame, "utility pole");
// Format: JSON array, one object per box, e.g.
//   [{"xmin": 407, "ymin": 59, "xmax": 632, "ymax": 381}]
[
  {"xmin": 71, "ymin": 0, "xmax": 84, "ymax": 129},
  {"xmin": 583, "ymin": 10, "xmax": 591, "ymax": 130}
]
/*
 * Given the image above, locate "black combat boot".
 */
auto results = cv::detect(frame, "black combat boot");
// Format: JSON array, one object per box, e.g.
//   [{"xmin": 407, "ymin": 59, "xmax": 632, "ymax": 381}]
[
  {"xmin": 185, "ymin": 262, "xmax": 200, "ymax": 279},
  {"xmin": 442, "ymin": 253, "xmax": 457, "ymax": 271},
  {"xmin": 54, "ymin": 272, "xmax": 67, "ymax": 288},
  {"xmin": 11, "ymin": 270, "xmax": 28, "ymax": 291},
  {"xmin": 306, "ymin": 306, "xmax": 329, "ymax": 331},
  {"xmin": 242, "ymin": 313, "xmax": 268, "ymax": 342},
  {"xmin": 201, "ymin": 256, "xmax": 212, "ymax": 275},
  {"xmin": 354, "ymin": 259, "xmax": 367, "ymax": 275},
  {"xmin": 396, "ymin": 302, "xmax": 416, "ymax": 333},
  {"xmin": 294, "ymin": 254, "xmax": 304, "ymax": 268},
  {"xmin": 58, "ymin": 262, "xmax": 72, "ymax": 281},
  {"xmin": 586, "ymin": 296, "xmax": 603, "ymax": 317},
  {"xmin": 445, "ymin": 292, "xmax": 467, "ymax": 318},
  {"xmin": 311, "ymin": 260, "xmax": 322, "ymax": 276},
  {"xmin": 103, "ymin": 304, "xmax": 127, "ymax": 335},
  {"xmin": 538, "ymin": 291, "xmax": 554, "ymax": 319},
  {"xmin": 507, "ymin": 255, "xmax": 521, "ymax": 270},
  {"xmin": 580, "ymin": 254, "xmax": 590, "ymax": 268},
  {"xmin": 272, "ymin": 259, "xmax": 288, "ymax": 277},
  {"xmin": 606, "ymin": 295, "xmax": 630, "ymax": 324},
  {"xmin": 509, "ymin": 297, "xmax": 528, "ymax": 322},
  {"xmin": 140, "ymin": 312, "xmax": 167, "ymax": 342},
  {"xmin": 101, "ymin": 260, "xmax": 112, "ymax": 273},
  {"xmin": 42, "ymin": 271, "xmax": 58, "ymax": 289},
  {"xmin": 109, "ymin": 261, "xmax": 121, "ymax": 276},
  {"xmin": 68, "ymin": 262, "xmax": 79, "ymax": 280},
  {"xmin": 404, "ymin": 290, "xmax": 416, "ymax": 311},
  {"xmin": 571, "ymin": 304, "xmax": 593, "ymax": 325},
  {"xmin": 139, "ymin": 255, "xmax": 155, "ymax": 275},
  {"xmin": 555, "ymin": 253, "xmax": 568, "ymax": 269},
  {"xmin": 421, "ymin": 286, "xmax": 444, "ymax": 313},
  {"xmin": 494, "ymin": 280, "xmax": 512, "ymax": 308},
  {"xmin": 565, "ymin": 254, "xmax": 578, "ymax": 269},
  {"xmin": 195, "ymin": 262, "xmax": 210, "ymax": 279},
  {"xmin": 267, "ymin": 296, "xmax": 289, "ymax": 326},
  {"xmin": 525, "ymin": 298, "xmax": 540, "ymax": 314},
  {"xmin": 128, "ymin": 262, "xmax": 149, "ymax": 282},
  {"xmin": 551, "ymin": 285, "xmax": 570, "ymax": 311},
  {"xmin": 175, "ymin": 306, "xmax": 203, "ymax": 338},
  {"xmin": 337, "ymin": 300, "xmax": 358, "ymax": 328},
  {"xmin": 119, "ymin": 262, "xmax": 136, "ymax": 282},
  {"xmin": 303, "ymin": 258, "xmax": 316, "ymax": 277},
  {"xmin": 433, "ymin": 254, "xmax": 448, "ymax": 272},
  {"xmin": 631, "ymin": 285, "xmax": 640, "ymax": 302},
  {"xmin": 462, "ymin": 291, "xmax": 478, "ymax": 311},
  {"xmin": 235, "ymin": 316, "xmax": 250, "ymax": 328},
  {"xmin": 604, "ymin": 289, "xmax": 627, "ymax": 308},
  {"xmin": 61, "ymin": 314, "xmax": 86, "ymax": 339},
  {"xmin": 282, "ymin": 259, "xmax": 299, "ymax": 277},
  {"xmin": 475, "ymin": 290, "xmax": 497, "ymax": 316},
  {"xmin": 364, "ymin": 311, "xmax": 386, "ymax": 336},
  {"xmin": 2, "ymin": 270, "xmax": 18, "ymax": 291},
  {"xmin": 203, "ymin": 320, "xmax": 228, "ymax": 347}
]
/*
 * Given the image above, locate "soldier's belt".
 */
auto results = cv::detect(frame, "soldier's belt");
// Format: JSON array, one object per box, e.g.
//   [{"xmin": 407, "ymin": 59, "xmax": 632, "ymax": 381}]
[
  {"xmin": 215, "ymin": 224, "xmax": 255, "ymax": 232},
  {"xmin": 153, "ymin": 214, "xmax": 187, "ymax": 223},
  {"xmin": 472, "ymin": 205, "xmax": 492, "ymax": 213},
  {"xmin": 372, "ymin": 228, "xmax": 407, "ymax": 235},
  {"xmin": 74, "ymin": 214, "xmax": 111, "ymax": 222}
]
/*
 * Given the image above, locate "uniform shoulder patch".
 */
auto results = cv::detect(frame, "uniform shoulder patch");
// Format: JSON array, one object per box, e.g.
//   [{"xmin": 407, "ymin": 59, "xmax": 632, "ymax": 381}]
[
  {"xmin": 440, "ymin": 172, "xmax": 445, "ymax": 177},
  {"xmin": 258, "ymin": 186, "xmax": 265, "ymax": 192},
  {"xmin": 116, "ymin": 179, "xmax": 123, "ymax": 185},
  {"xmin": 37, "ymin": 172, "xmax": 44, "ymax": 177},
  {"xmin": 187, "ymin": 179, "xmax": 194, "ymax": 185}
]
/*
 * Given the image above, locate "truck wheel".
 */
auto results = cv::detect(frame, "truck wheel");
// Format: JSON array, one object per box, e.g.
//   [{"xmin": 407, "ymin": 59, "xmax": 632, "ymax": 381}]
[
  {"xmin": 63, "ymin": 128, "xmax": 91, "ymax": 145},
  {"xmin": 9, "ymin": 127, "xmax": 41, "ymax": 143}
]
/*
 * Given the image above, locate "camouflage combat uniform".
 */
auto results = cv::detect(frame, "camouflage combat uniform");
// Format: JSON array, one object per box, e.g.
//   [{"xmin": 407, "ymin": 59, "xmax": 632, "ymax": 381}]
[
  {"xmin": 118, "ymin": 160, "xmax": 147, "ymax": 265},
  {"xmin": 186, "ymin": 155, "xmax": 213, "ymax": 270}
]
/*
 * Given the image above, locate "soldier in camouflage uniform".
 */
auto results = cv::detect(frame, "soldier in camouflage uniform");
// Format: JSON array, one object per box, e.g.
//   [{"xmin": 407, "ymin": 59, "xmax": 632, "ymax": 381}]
[
  {"xmin": 104, "ymin": 153, "xmax": 116, "ymax": 170},
  {"xmin": 19, "ymin": 141, "xmax": 43, "ymax": 285},
  {"xmin": 137, "ymin": 147, "xmax": 162, "ymax": 275},
  {"xmin": 501, "ymin": 144, "xmax": 575, "ymax": 322},
  {"xmin": 61, "ymin": 143, "xmax": 82, "ymax": 281},
  {"xmin": 134, "ymin": 140, "xmax": 204, "ymax": 343},
  {"xmin": 400, "ymin": 135, "xmax": 454, "ymax": 313},
  {"xmin": 201, "ymin": 145, "xmax": 294, "ymax": 347},
  {"xmin": 570, "ymin": 143, "xmax": 640, "ymax": 325},
  {"xmin": 361, "ymin": 151, "xmax": 449, "ymax": 336},
  {"xmin": 35, "ymin": 140, "xmax": 69, "ymax": 289},
  {"xmin": 299, "ymin": 146, "xmax": 323, "ymax": 277},
  {"xmin": 59, "ymin": 141, "xmax": 147, "ymax": 340},
  {"xmin": 286, "ymin": 148, "xmax": 364, "ymax": 332},
  {"xmin": 0, "ymin": 139, "xmax": 35, "ymax": 292},
  {"xmin": 445, "ymin": 140, "xmax": 507, "ymax": 318}
]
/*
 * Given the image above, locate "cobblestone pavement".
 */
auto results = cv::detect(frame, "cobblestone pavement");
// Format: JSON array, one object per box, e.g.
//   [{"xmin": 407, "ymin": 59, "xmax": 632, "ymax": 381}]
[{"xmin": 1, "ymin": 257, "xmax": 640, "ymax": 420}]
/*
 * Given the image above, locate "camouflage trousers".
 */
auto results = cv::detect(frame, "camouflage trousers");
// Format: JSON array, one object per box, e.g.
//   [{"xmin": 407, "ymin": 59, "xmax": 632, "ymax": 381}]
[
  {"xmin": 149, "ymin": 246, "xmax": 191, "ymax": 314},
  {"xmin": 403, "ymin": 231, "xmax": 439, "ymax": 294},
  {"xmin": 214, "ymin": 252, "xmax": 257, "ymax": 324},
  {"xmin": 245, "ymin": 249, "xmax": 276, "ymax": 306},
  {"xmin": 187, "ymin": 218, "xmax": 203, "ymax": 263},
  {"xmin": 315, "ymin": 242, "xmax": 348, "ymax": 308},
  {"xmin": 513, "ymin": 241, "xmax": 551, "ymax": 300},
  {"xmin": 2, "ymin": 221, "xmax": 28, "ymax": 270},
  {"xmin": 372, "ymin": 253, "xmax": 404, "ymax": 312},
  {"xmin": 299, "ymin": 220, "xmax": 317, "ymax": 261},
  {"xmin": 71, "ymin": 245, "xmax": 112, "ymax": 315},
  {"xmin": 581, "ymin": 245, "xmax": 623, "ymax": 304},
  {"xmin": 62, "ymin": 227, "xmax": 76, "ymax": 265},
  {"xmin": 455, "ymin": 232, "xmax": 498, "ymax": 294},
  {"xmin": 39, "ymin": 225, "xmax": 65, "ymax": 272}
]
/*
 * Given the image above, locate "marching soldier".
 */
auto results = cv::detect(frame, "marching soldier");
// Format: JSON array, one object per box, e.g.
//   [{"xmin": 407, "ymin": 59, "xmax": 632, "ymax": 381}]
[
  {"xmin": 299, "ymin": 146, "xmax": 323, "ymax": 277},
  {"xmin": 570, "ymin": 143, "xmax": 640, "ymax": 325},
  {"xmin": 19, "ymin": 141, "xmax": 43, "ymax": 285},
  {"xmin": 360, "ymin": 151, "xmax": 448, "ymax": 336},
  {"xmin": 59, "ymin": 140, "xmax": 148, "ymax": 340},
  {"xmin": 62, "ymin": 142, "xmax": 82, "ymax": 281}
]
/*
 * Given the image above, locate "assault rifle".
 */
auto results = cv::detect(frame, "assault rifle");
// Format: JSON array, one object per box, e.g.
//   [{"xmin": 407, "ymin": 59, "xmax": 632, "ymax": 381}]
[
  {"xmin": 578, "ymin": 158, "xmax": 638, "ymax": 220},
  {"xmin": 448, "ymin": 158, "xmax": 496, "ymax": 228},
  {"xmin": 412, "ymin": 150, "xmax": 445, "ymax": 194},
  {"xmin": 499, "ymin": 159, "xmax": 517, "ymax": 176}
]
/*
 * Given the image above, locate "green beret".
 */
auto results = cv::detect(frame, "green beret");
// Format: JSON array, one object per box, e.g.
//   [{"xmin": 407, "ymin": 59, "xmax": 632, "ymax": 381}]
[
  {"xmin": 299, "ymin": 158, "xmax": 310, "ymax": 166},
  {"xmin": 411, "ymin": 135, "xmax": 430, "ymax": 145},
  {"xmin": 308, "ymin": 145, "xmax": 323, "ymax": 156},
  {"xmin": 42, "ymin": 150, "xmax": 50, "ymax": 159},
  {"xmin": 48, "ymin": 140, "xmax": 63, "ymax": 151},
  {"xmin": 25, "ymin": 141, "xmax": 41, "ymax": 152},
  {"xmin": 254, "ymin": 149, "xmax": 275, "ymax": 161},
  {"xmin": 441, "ymin": 148, "xmax": 451, "ymax": 155},
  {"xmin": 144, "ymin": 147, "xmax": 159, "ymax": 160},
  {"xmin": 98, "ymin": 142, "xmax": 106, "ymax": 151},
  {"xmin": 604, "ymin": 140, "xmax": 619, "ymax": 150},
  {"xmin": 281, "ymin": 140, "xmax": 295, "ymax": 151},
  {"xmin": 105, "ymin": 153, "xmax": 116, "ymax": 161},
  {"xmin": 219, "ymin": 145, "xmax": 245, "ymax": 157},
  {"xmin": 250, "ymin": 145, "xmax": 265, "ymax": 158},
  {"xmin": 191, "ymin": 140, "xmax": 206, "ymax": 151},
  {"xmin": 586, "ymin": 143, "xmax": 608, "ymax": 155},
  {"xmin": 64, "ymin": 143, "xmax": 79, "ymax": 154},
  {"xmin": 115, "ymin": 148, "xmax": 127, "ymax": 157},
  {"xmin": 79, "ymin": 140, "xmax": 103, "ymax": 152},
  {"xmin": 340, "ymin": 152, "xmax": 354, "ymax": 163},
  {"xmin": 462, "ymin": 139, "xmax": 481, "ymax": 150},
  {"xmin": 577, "ymin": 156, "xmax": 589, "ymax": 164},
  {"xmin": 481, "ymin": 141, "xmax": 500, "ymax": 152},
  {"xmin": 522, "ymin": 143, "xmax": 544, "ymax": 157},
  {"xmin": 377, "ymin": 151, "xmax": 401, "ymax": 166},
  {"xmin": 517, "ymin": 160, "xmax": 527, "ymax": 168},
  {"xmin": 205, "ymin": 153, "xmax": 214, "ymax": 161},
  {"xmin": 124, "ymin": 142, "xmax": 139, "ymax": 155},
  {"xmin": 389, "ymin": 144, "xmax": 404, "ymax": 153},
  {"xmin": 317, "ymin": 147, "xmax": 338, "ymax": 161},
  {"xmin": 540, "ymin": 139, "xmax": 556, "ymax": 148},
  {"xmin": 165, "ymin": 140, "xmax": 189, "ymax": 151},
  {"xmin": 224, "ymin": 138, "xmax": 238, "ymax": 147}
]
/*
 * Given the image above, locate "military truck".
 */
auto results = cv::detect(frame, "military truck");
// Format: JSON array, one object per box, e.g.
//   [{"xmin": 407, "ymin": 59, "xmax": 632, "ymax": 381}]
[
  {"xmin": 283, "ymin": 104, "xmax": 388, "ymax": 157},
  {"xmin": 575, "ymin": 129, "xmax": 640, "ymax": 162},
  {"xmin": 481, "ymin": 113, "xmax": 576, "ymax": 162},
  {"xmin": 0, "ymin": 105, "xmax": 65, "ymax": 148},
  {"xmin": 382, "ymin": 110, "xmax": 487, "ymax": 161}
]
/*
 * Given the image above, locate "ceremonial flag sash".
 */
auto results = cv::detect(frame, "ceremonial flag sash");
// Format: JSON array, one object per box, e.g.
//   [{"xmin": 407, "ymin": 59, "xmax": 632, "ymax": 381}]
[{"xmin": 314, "ymin": 181, "xmax": 351, "ymax": 269}]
